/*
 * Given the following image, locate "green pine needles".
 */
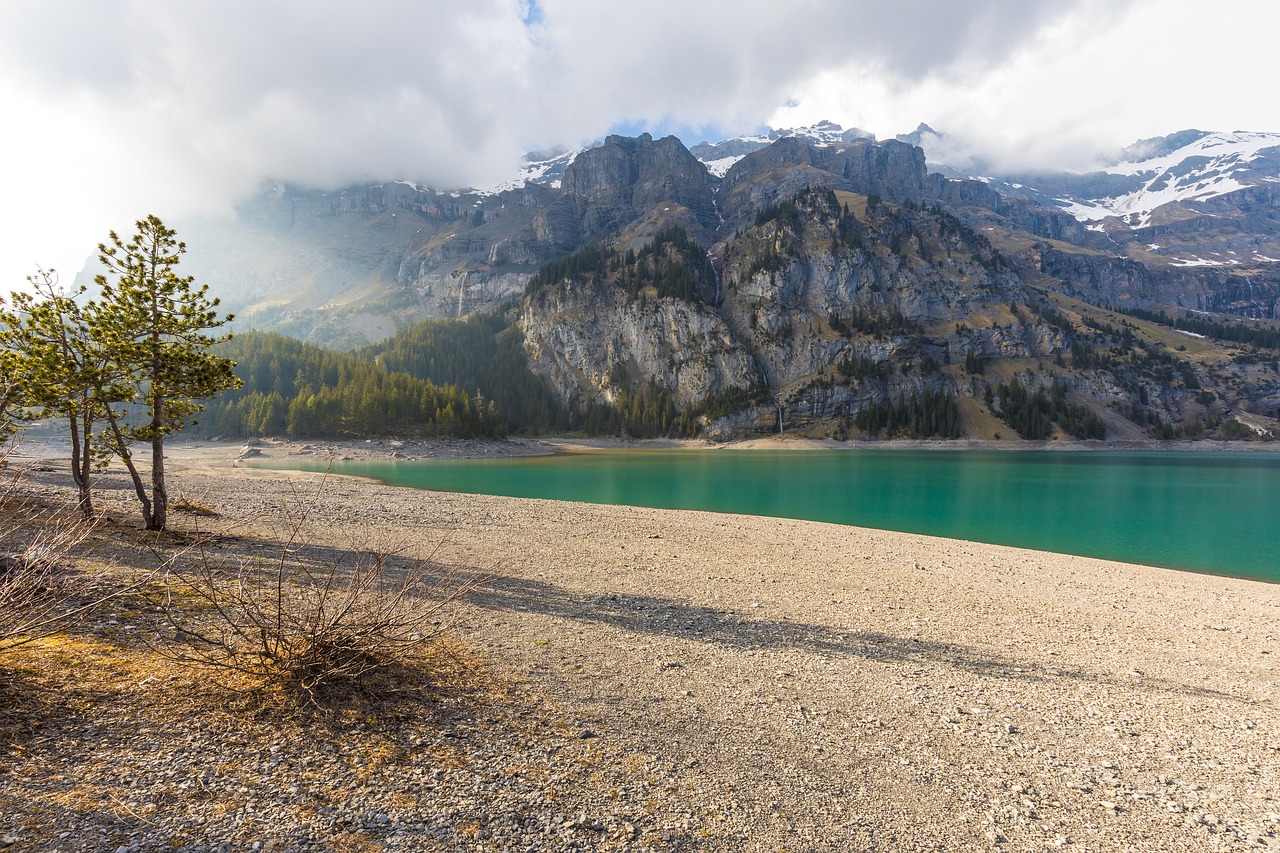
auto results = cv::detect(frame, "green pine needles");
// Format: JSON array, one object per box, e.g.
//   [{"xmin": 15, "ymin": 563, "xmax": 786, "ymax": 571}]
[
  {"xmin": 91, "ymin": 215, "xmax": 241, "ymax": 530},
  {"xmin": 1, "ymin": 215, "xmax": 241, "ymax": 531}
]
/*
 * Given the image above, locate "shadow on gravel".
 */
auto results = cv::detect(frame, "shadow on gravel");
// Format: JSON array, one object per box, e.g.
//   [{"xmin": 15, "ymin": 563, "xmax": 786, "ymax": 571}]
[{"xmin": 468, "ymin": 576, "xmax": 1255, "ymax": 705}]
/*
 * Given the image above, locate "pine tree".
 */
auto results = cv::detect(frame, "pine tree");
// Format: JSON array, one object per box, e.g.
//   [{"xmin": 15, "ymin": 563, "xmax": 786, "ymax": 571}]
[
  {"xmin": 89, "ymin": 215, "xmax": 241, "ymax": 531},
  {"xmin": 0, "ymin": 270, "xmax": 132, "ymax": 517}
]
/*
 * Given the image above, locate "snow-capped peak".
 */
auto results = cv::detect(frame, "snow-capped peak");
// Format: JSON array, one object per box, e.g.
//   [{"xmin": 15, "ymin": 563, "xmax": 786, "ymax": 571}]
[
  {"xmin": 470, "ymin": 146, "xmax": 586, "ymax": 195},
  {"xmin": 690, "ymin": 121, "xmax": 877, "ymax": 177},
  {"xmin": 1055, "ymin": 130, "xmax": 1280, "ymax": 228},
  {"xmin": 1106, "ymin": 130, "xmax": 1280, "ymax": 177},
  {"xmin": 472, "ymin": 121, "xmax": 883, "ymax": 193}
]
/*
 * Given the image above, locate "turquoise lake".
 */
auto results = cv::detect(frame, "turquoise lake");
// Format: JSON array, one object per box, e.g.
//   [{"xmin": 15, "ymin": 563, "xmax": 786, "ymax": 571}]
[{"xmin": 264, "ymin": 449, "xmax": 1280, "ymax": 583}]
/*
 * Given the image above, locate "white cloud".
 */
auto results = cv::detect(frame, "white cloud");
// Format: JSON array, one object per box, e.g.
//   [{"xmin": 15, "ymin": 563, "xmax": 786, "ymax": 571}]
[
  {"xmin": 525, "ymin": 0, "xmax": 1086, "ymax": 143},
  {"xmin": 1, "ymin": 0, "xmax": 1274, "ymax": 288},
  {"xmin": 771, "ymin": 0, "xmax": 1280, "ymax": 173},
  {"xmin": 0, "ymin": 0, "xmax": 539, "ymax": 286}
]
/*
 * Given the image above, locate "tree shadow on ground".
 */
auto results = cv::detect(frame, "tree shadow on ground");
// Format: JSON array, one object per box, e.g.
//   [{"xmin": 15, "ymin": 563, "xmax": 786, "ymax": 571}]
[
  {"xmin": 468, "ymin": 575, "xmax": 1256, "ymax": 705},
  {"xmin": 2, "ymin": 458, "xmax": 1259, "ymax": 709}
]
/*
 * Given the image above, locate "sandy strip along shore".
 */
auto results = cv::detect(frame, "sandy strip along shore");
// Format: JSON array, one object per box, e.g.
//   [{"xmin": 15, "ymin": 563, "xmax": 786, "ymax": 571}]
[{"xmin": 6, "ymin": 438, "xmax": 1280, "ymax": 851}]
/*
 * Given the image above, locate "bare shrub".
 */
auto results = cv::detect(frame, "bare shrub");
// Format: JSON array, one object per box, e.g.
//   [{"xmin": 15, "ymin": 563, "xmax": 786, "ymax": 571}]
[
  {"xmin": 153, "ymin": 497, "xmax": 478, "ymax": 704},
  {"xmin": 0, "ymin": 515, "xmax": 97, "ymax": 650},
  {"xmin": 0, "ymin": 444, "xmax": 125, "ymax": 652}
]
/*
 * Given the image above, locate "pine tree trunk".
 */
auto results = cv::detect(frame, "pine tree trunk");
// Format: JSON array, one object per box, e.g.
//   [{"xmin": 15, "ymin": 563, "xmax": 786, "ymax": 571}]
[
  {"xmin": 75, "ymin": 409, "xmax": 93, "ymax": 520},
  {"xmin": 145, "ymin": 256, "xmax": 166, "ymax": 532},
  {"xmin": 149, "ymin": 387, "xmax": 167, "ymax": 532},
  {"xmin": 67, "ymin": 409, "xmax": 92, "ymax": 519},
  {"xmin": 104, "ymin": 407, "xmax": 152, "ymax": 529},
  {"xmin": 150, "ymin": 430, "xmax": 166, "ymax": 531}
]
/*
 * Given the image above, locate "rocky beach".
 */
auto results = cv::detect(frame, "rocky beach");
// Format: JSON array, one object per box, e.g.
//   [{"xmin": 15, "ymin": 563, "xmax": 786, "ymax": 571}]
[{"xmin": 2, "ymin": 438, "xmax": 1278, "ymax": 851}]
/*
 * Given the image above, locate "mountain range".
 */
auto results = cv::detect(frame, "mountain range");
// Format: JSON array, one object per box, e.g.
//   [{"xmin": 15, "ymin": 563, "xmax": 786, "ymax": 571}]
[
  {"xmin": 156, "ymin": 123, "xmax": 1280, "ymax": 441},
  {"xmin": 169, "ymin": 122, "xmax": 1280, "ymax": 345}
]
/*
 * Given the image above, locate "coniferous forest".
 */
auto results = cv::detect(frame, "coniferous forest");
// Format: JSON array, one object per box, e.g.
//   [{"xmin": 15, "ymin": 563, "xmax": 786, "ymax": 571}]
[
  {"xmin": 200, "ymin": 331, "xmax": 505, "ymax": 439},
  {"xmin": 200, "ymin": 321, "xmax": 708, "ymax": 440},
  {"xmin": 364, "ymin": 314, "xmax": 568, "ymax": 434}
]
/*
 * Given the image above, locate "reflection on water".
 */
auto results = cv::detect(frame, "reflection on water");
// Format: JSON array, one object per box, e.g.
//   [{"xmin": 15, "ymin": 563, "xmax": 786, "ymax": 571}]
[{"xmin": 262, "ymin": 450, "xmax": 1280, "ymax": 582}]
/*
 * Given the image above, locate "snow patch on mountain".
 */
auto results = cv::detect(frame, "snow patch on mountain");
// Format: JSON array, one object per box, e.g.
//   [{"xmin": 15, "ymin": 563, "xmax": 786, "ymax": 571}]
[
  {"xmin": 703, "ymin": 155, "xmax": 744, "ymax": 178},
  {"xmin": 1169, "ymin": 255, "xmax": 1238, "ymax": 268},
  {"xmin": 1107, "ymin": 131, "xmax": 1280, "ymax": 177},
  {"xmin": 1053, "ymin": 131, "xmax": 1280, "ymax": 228},
  {"xmin": 689, "ymin": 121, "xmax": 876, "ymax": 174},
  {"xmin": 473, "ymin": 146, "xmax": 585, "ymax": 195}
]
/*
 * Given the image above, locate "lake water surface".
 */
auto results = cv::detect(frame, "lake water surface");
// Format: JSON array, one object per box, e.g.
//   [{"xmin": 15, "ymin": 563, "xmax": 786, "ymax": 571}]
[{"xmin": 264, "ymin": 449, "xmax": 1280, "ymax": 583}]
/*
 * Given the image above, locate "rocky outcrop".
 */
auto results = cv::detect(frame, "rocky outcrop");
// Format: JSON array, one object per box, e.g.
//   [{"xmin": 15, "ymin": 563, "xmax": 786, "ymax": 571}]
[
  {"xmin": 535, "ymin": 134, "xmax": 720, "ymax": 254},
  {"xmin": 411, "ymin": 270, "xmax": 529, "ymax": 319},
  {"xmin": 515, "ymin": 188, "xmax": 1094, "ymax": 430},
  {"xmin": 1032, "ymin": 242, "xmax": 1280, "ymax": 318},
  {"xmin": 1179, "ymin": 269, "xmax": 1280, "ymax": 318},
  {"xmin": 1034, "ymin": 245, "xmax": 1159, "ymax": 307},
  {"xmin": 519, "ymin": 279, "xmax": 757, "ymax": 409},
  {"xmin": 923, "ymin": 174, "xmax": 1109, "ymax": 247},
  {"xmin": 709, "ymin": 193, "xmax": 1044, "ymax": 409},
  {"xmin": 717, "ymin": 138, "xmax": 929, "ymax": 228},
  {"xmin": 690, "ymin": 122, "xmax": 875, "ymax": 164}
]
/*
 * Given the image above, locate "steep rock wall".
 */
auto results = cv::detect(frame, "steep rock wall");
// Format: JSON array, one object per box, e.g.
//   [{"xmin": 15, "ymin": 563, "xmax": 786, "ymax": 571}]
[{"xmin": 518, "ymin": 280, "xmax": 757, "ymax": 409}]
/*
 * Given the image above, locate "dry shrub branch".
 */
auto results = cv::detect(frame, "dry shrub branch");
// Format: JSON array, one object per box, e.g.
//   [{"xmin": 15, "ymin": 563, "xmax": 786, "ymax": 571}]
[
  {"xmin": 0, "ymin": 446, "xmax": 131, "ymax": 653},
  {"xmin": 0, "ymin": 512, "xmax": 96, "ymax": 651},
  {"xmin": 153, "ymin": 475, "xmax": 480, "ymax": 704}
]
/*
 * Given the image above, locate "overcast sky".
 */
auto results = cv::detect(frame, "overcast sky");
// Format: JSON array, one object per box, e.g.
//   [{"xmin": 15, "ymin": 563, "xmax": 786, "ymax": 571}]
[{"xmin": 2, "ymin": 0, "xmax": 1276, "ymax": 288}]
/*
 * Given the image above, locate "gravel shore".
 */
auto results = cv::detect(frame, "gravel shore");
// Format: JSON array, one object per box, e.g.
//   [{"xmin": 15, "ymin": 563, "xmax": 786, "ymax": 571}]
[{"xmin": 4, "ymin": 438, "xmax": 1279, "ymax": 851}]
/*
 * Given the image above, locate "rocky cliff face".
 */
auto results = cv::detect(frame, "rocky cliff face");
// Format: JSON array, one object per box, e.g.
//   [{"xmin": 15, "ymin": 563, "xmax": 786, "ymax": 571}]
[
  {"xmin": 1179, "ymin": 268, "xmax": 1280, "ymax": 318},
  {"xmin": 536, "ymin": 133, "xmax": 722, "ymax": 253},
  {"xmin": 709, "ymin": 191, "xmax": 1086, "ymax": 426},
  {"xmin": 1033, "ymin": 245, "xmax": 1159, "ymax": 307},
  {"xmin": 159, "ymin": 130, "xmax": 1280, "ymax": 440},
  {"xmin": 516, "ymin": 188, "xmax": 1104, "ymax": 431},
  {"xmin": 924, "ymin": 174, "xmax": 1110, "ymax": 248},
  {"xmin": 717, "ymin": 137, "xmax": 928, "ymax": 228},
  {"xmin": 519, "ymin": 277, "xmax": 757, "ymax": 409},
  {"xmin": 515, "ymin": 174, "xmax": 1280, "ymax": 440},
  {"xmin": 159, "ymin": 128, "xmax": 1280, "ymax": 438}
]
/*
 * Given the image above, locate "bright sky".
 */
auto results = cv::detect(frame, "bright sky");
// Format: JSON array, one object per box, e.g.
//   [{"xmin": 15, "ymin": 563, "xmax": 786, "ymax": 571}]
[{"xmin": 1, "ymin": 0, "xmax": 1277, "ymax": 289}]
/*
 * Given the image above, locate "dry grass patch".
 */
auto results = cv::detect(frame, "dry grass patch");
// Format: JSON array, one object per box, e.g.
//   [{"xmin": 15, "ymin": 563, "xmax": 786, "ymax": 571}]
[
  {"xmin": 0, "ymin": 630, "xmax": 496, "ymax": 848},
  {"xmin": 169, "ymin": 495, "xmax": 219, "ymax": 517}
]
